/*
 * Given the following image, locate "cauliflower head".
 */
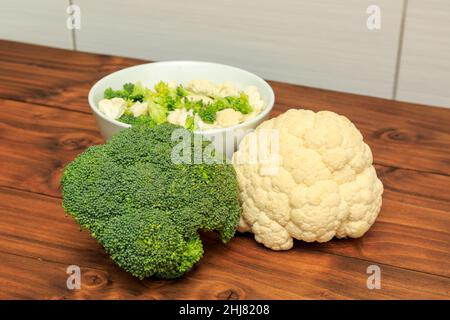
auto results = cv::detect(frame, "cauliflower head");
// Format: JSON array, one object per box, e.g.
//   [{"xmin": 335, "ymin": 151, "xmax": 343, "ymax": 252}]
[{"xmin": 232, "ymin": 109, "xmax": 383, "ymax": 250}]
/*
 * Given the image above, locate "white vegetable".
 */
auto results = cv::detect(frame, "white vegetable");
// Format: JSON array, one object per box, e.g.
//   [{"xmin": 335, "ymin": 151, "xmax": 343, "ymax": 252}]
[
  {"xmin": 129, "ymin": 101, "xmax": 148, "ymax": 117},
  {"xmin": 215, "ymin": 108, "xmax": 243, "ymax": 127},
  {"xmin": 167, "ymin": 81, "xmax": 177, "ymax": 90},
  {"xmin": 232, "ymin": 109, "xmax": 383, "ymax": 250},
  {"xmin": 187, "ymin": 79, "xmax": 217, "ymax": 96},
  {"xmin": 98, "ymin": 98, "xmax": 127, "ymax": 120},
  {"xmin": 167, "ymin": 108, "xmax": 193, "ymax": 127},
  {"xmin": 244, "ymin": 85, "xmax": 264, "ymax": 111},
  {"xmin": 187, "ymin": 79, "xmax": 240, "ymax": 98},
  {"xmin": 216, "ymin": 81, "xmax": 239, "ymax": 98},
  {"xmin": 186, "ymin": 94, "xmax": 213, "ymax": 104}
]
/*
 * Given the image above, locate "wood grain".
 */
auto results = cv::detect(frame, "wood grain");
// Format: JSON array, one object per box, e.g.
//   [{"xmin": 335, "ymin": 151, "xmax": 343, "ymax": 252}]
[
  {"xmin": 0, "ymin": 40, "xmax": 144, "ymax": 113},
  {"xmin": 0, "ymin": 99, "xmax": 103, "ymax": 197},
  {"xmin": 0, "ymin": 40, "xmax": 449, "ymax": 299},
  {"xmin": 2, "ymin": 41, "xmax": 449, "ymax": 176},
  {"xmin": 0, "ymin": 187, "xmax": 448, "ymax": 300}
]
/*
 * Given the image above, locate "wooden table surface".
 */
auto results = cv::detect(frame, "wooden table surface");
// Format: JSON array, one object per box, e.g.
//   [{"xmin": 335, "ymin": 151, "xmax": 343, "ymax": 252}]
[{"xmin": 0, "ymin": 40, "xmax": 449, "ymax": 300}]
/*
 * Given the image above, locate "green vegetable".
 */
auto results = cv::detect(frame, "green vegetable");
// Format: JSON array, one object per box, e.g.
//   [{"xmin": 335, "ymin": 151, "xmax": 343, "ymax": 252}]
[
  {"xmin": 185, "ymin": 99, "xmax": 205, "ymax": 114},
  {"xmin": 129, "ymin": 81, "xmax": 146, "ymax": 102},
  {"xmin": 103, "ymin": 81, "xmax": 254, "ymax": 127},
  {"xmin": 197, "ymin": 103, "xmax": 218, "ymax": 123},
  {"xmin": 149, "ymin": 82, "xmax": 189, "ymax": 111},
  {"xmin": 185, "ymin": 115, "xmax": 195, "ymax": 131},
  {"xmin": 151, "ymin": 81, "xmax": 177, "ymax": 111},
  {"xmin": 104, "ymin": 82, "xmax": 135, "ymax": 100},
  {"xmin": 176, "ymin": 85, "xmax": 189, "ymax": 98},
  {"xmin": 195, "ymin": 93, "xmax": 253, "ymax": 123},
  {"xmin": 103, "ymin": 82, "xmax": 147, "ymax": 102},
  {"xmin": 118, "ymin": 113, "xmax": 156, "ymax": 127},
  {"xmin": 227, "ymin": 92, "xmax": 253, "ymax": 114},
  {"xmin": 98, "ymin": 209, "xmax": 204, "ymax": 279},
  {"xmin": 122, "ymin": 83, "xmax": 135, "ymax": 94},
  {"xmin": 148, "ymin": 100, "xmax": 168, "ymax": 124},
  {"xmin": 154, "ymin": 81, "xmax": 171, "ymax": 95},
  {"xmin": 60, "ymin": 123, "xmax": 240, "ymax": 279}
]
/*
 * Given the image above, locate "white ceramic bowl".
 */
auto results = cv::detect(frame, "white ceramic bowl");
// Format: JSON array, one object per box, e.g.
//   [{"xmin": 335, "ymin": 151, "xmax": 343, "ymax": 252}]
[{"xmin": 88, "ymin": 61, "xmax": 275, "ymax": 158}]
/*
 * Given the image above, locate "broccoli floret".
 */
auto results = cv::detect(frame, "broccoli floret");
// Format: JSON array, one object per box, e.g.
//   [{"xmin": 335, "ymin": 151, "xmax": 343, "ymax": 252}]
[
  {"xmin": 197, "ymin": 103, "xmax": 218, "ymax": 123},
  {"xmin": 60, "ymin": 123, "xmax": 240, "ymax": 279},
  {"xmin": 129, "ymin": 81, "xmax": 146, "ymax": 102},
  {"xmin": 194, "ymin": 93, "xmax": 253, "ymax": 123},
  {"xmin": 176, "ymin": 85, "xmax": 189, "ymax": 98},
  {"xmin": 122, "ymin": 83, "xmax": 135, "ymax": 96},
  {"xmin": 226, "ymin": 92, "xmax": 253, "ymax": 114},
  {"xmin": 118, "ymin": 113, "xmax": 156, "ymax": 127},
  {"xmin": 185, "ymin": 115, "xmax": 195, "ymax": 131},
  {"xmin": 149, "ymin": 82, "xmax": 189, "ymax": 111},
  {"xmin": 104, "ymin": 83, "xmax": 135, "ymax": 100},
  {"xmin": 103, "ymin": 82, "xmax": 148, "ymax": 102},
  {"xmin": 98, "ymin": 210, "xmax": 204, "ymax": 279},
  {"xmin": 154, "ymin": 81, "xmax": 170, "ymax": 95}
]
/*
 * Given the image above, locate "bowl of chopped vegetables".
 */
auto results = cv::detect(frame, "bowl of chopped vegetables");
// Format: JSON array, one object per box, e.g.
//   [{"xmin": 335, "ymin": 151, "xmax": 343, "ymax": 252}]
[{"xmin": 88, "ymin": 61, "xmax": 275, "ymax": 157}]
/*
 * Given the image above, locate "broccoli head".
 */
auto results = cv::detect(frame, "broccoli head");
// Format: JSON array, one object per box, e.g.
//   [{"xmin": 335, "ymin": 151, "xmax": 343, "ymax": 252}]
[
  {"xmin": 99, "ymin": 210, "xmax": 204, "ymax": 279},
  {"xmin": 61, "ymin": 123, "xmax": 240, "ymax": 279}
]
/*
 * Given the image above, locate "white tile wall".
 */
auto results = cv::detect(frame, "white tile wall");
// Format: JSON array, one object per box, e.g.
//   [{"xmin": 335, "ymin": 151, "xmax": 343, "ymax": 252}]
[
  {"xmin": 72, "ymin": 0, "xmax": 404, "ymax": 99},
  {"xmin": 1, "ymin": 0, "xmax": 449, "ymax": 108},
  {"xmin": 396, "ymin": 0, "xmax": 450, "ymax": 108},
  {"xmin": 0, "ymin": 0, "xmax": 72, "ymax": 49}
]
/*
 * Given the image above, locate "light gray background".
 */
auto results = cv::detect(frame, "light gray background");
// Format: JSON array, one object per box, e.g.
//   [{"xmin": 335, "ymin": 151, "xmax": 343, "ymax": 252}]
[{"xmin": 1, "ymin": 0, "xmax": 449, "ymax": 108}]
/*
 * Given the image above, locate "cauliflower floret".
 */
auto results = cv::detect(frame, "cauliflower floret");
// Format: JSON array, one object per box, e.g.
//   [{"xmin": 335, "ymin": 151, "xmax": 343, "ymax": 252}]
[
  {"xmin": 167, "ymin": 108, "xmax": 193, "ymax": 127},
  {"xmin": 187, "ymin": 79, "xmax": 217, "ymax": 96},
  {"xmin": 167, "ymin": 81, "xmax": 177, "ymax": 90},
  {"xmin": 215, "ymin": 108, "xmax": 243, "ymax": 127},
  {"xmin": 244, "ymin": 85, "xmax": 264, "ymax": 111},
  {"xmin": 187, "ymin": 79, "xmax": 240, "ymax": 98},
  {"xmin": 98, "ymin": 98, "xmax": 127, "ymax": 120},
  {"xmin": 186, "ymin": 94, "xmax": 213, "ymax": 104},
  {"xmin": 232, "ymin": 109, "xmax": 383, "ymax": 250},
  {"xmin": 243, "ymin": 110, "xmax": 261, "ymax": 122},
  {"xmin": 216, "ymin": 81, "xmax": 239, "ymax": 98},
  {"xmin": 129, "ymin": 101, "xmax": 148, "ymax": 117}
]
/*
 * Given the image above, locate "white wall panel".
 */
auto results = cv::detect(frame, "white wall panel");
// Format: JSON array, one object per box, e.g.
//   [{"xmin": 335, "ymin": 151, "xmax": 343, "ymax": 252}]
[
  {"xmin": 0, "ymin": 0, "xmax": 72, "ymax": 49},
  {"xmin": 396, "ymin": 0, "xmax": 450, "ymax": 108},
  {"xmin": 74, "ymin": 0, "xmax": 404, "ymax": 99}
]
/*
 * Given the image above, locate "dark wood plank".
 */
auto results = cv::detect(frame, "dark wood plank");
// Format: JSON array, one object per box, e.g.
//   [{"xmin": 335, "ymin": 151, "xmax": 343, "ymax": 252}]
[
  {"xmin": 0, "ymin": 99, "xmax": 104, "ymax": 197},
  {"xmin": 1, "ymin": 40, "xmax": 450, "ymax": 176},
  {"xmin": 1, "ymin": 97, "xmax": 449, "ymax": 278},
  {"xmin": 375, "ymin": 164, "xmax": 450, "ymax": 212},
  {"xmin": 2, "ymin": 98, "xmax": 450, "ymax": 206},
  {"xmin": 0, "ymin": 40, "xmax": 144, "ymax": 113},
  {"xmin": 0, "ymin": 152, "xmax": 450, "ymax": 277},
  {"xmin": 0, "ymin": 187, "xmax": 448, "ymax": 300},
  {"xmin": 1, "ymin": 40, "xmax": 449, "ymax": 299}
]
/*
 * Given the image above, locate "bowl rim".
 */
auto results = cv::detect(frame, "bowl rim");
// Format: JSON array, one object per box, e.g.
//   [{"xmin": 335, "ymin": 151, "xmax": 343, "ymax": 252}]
[{"xmin": 88, "ymin": 60, "xmax": 275, "ymax": 134}]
